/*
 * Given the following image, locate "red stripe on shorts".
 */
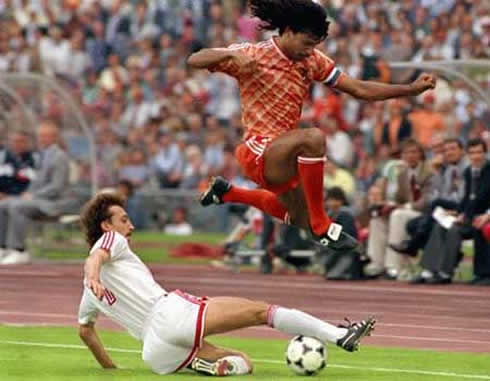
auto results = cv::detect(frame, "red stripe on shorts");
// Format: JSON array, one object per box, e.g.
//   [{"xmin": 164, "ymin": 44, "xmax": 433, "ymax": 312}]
[{"xmin": 175, "ymin": 293, "xmax": 207, "ymax": 371}]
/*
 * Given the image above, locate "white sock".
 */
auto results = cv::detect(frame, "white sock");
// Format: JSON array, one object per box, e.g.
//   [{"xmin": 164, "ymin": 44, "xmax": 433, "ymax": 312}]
[
  {"xmin": 222, "ymin": 356, "xmax": 251, "ymax": 375},
  {"xmin": 267, "ymin": 306, "xmax": 347, "ymax": 344}
]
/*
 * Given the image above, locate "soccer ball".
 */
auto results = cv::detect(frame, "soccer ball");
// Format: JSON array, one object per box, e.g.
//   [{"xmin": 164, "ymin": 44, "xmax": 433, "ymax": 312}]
[{"xmin": 286, "ymin": 336, "xmax": 327, "ymax": 376}]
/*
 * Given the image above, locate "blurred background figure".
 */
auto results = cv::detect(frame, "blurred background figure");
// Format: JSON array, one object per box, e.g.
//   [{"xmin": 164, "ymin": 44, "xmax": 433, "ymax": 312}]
[{"xmin": 0, "ymin": 121, "xmax": 72, "ymax": 265}]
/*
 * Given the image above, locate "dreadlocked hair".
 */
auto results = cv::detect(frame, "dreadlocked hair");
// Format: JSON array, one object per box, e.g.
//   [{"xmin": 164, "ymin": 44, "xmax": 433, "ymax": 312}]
[
  {"xmin": 249, "ymin": 0, "xmax": 330, "ymax": 40},
  {"xmin": 81, "ymin": 192, "xmax": 126, "ymax": 247}
]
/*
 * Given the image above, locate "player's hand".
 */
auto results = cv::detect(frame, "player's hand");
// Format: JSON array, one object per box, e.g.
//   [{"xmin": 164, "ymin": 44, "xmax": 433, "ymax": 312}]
[
  {"xmin": 231, "ymin": 51, "xmax": 257, "ymax": 76},
  {"xmin": 410, "ymin": 73, "xmax": 437, "ymax": 95},
  {"xmin": 87, "ymin": 278, "xmax": 106, "ymax": 300}
]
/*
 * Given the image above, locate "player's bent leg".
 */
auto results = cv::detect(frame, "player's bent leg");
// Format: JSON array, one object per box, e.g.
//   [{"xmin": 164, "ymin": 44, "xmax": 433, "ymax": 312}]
[
  {"xmin": 204, "ymin": 297, "xmax": 269, "ymax": 336},
  {"xmin": 200, "ymin": 176, "xmax": 289, "ymax": 222},
  {"xmin": 190, "ymin": 341, "xmax": 253, "ymax": 376},
  {"xmin": 264, "ymin": 129, "xmax": 357, "ymax": 250}
]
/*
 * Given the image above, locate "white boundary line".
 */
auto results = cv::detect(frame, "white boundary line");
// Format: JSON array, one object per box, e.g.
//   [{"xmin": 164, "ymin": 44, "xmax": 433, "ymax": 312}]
[
  {"xmin": 1, "ymin": 310, "xmax": 489, "ymax": 333},
  {"xmin": 0, "ymin": 340, "xmax": 489, "ymax": 380}
]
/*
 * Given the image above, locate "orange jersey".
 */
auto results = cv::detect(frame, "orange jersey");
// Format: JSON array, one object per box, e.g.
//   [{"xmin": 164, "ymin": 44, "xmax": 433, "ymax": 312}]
[{"xmin": 209, "ymin": 37, "xmax": 343, "ymax": 140}]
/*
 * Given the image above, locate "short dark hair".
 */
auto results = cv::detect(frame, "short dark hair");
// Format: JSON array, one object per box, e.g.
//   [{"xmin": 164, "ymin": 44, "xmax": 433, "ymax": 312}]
[
  {"xmin": 249, "ymin": 0, "xmax": 330, "ymax": 40},
  {"xmin": 325, "ymin": 186, "xmax": 348, "ymax": 205},
  {"xmin": 401, "ymin": 138, "xmax": 425, "ymax": 159},
  {"xmin": 80, "ymin": 193, "xmax": 126, "ymax": 247},
  {"xmin": 466, "ymin": 137, "xmax": 487, "ymax": 153},
  {"xmin": 444, "ymin": 137, "xmax": 463, "ymax": 149}
]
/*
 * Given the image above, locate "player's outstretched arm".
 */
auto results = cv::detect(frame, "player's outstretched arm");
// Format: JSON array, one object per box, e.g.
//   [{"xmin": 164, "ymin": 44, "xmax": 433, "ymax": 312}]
[
  {"xmin": 188, "ymin": 48, "xmax": 236, "ymax": 69},
  {"xmin": 79, "ymin": 322, "xmax": 117, "ymax": 369},
  {"xmin": 335, "ymin": 72, "xmax": 436, "ymax": 102},
  {"xmin": 188, "ymin": 49, "xmax": 257, "ymax": 75}
]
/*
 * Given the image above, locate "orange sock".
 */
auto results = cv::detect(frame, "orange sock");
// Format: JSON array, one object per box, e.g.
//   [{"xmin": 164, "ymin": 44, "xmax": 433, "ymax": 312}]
[
  {"xmin": 222, "ymin": 186, "xmax": 289, "ymax": 222},
  {"xmin": 297, "ymin": 156, "xmax": 332, "ymax": 235}
]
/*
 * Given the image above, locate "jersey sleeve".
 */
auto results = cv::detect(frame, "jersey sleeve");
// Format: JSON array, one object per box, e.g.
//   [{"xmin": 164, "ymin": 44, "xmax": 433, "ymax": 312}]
[
  {"xmin": 96, "ymin": 231, "xmax": 128, "ymax": 261},
  {"xmin": 311, "ymin": 49, "xmax": 344, "ymax": 87},
  {"xmin": 208, "ymin": 42, "xmax": 254, "ymax": 78},
  {"xmin": 78, "ymin": 288, "xmax": 99, "ymax": 325}
]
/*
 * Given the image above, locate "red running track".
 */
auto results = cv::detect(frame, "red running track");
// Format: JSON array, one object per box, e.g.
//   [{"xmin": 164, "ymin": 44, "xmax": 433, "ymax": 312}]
[{"xmin": 0, "ymin": 264, "xmax": 489, "ymax": 353}]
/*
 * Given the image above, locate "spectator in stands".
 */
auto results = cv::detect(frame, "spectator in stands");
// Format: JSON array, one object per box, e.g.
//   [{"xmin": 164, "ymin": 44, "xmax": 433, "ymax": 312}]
[
  {"xmin": 0, "ymin": 121, "xmax": 71, "ymax": 265},
  {"xmin": 318, "ymin": 114, "xmax": 354, "ymax": 168},
  {"xmin": 323, "ymin": 159, "xmax": 356, "ymax": 199},
  {"xmin": 0, "ymin": 130, "xmax": 37, "ymax": 199},
  {"xmin": 325, "ymin": 187, "xmax": 357, "ymax": 239},
  {"xmin": 179, "ymin": 145, "xmax": 207, "ymax": 190},
  {"xmin": 150, "ymin": 131, "xmax": 184, "ymax": 189},
  {"xmin": 164, "ymin": 207, "xmax": 193, "ymax": 236},
  {"xmin": 321, "ymin": 186, "xmax": 363, "ymax": 281},
  {"xmin": 390, "ymin": 138, "xmax": 467, "ymax": 256},
  {"xmin": 408, "ymin": 93, "xmax": 446, "ymax": 148},
  {"xmin": 203, "ymin": 131, "xmax": 225, "ymax": 177},
  {"xmin": 0, "ymin": 0, "xmax": 487, "ymax": 234},
  {"xmin": 85, "ymin": 20, "xmax": 111, "ymax": 73},
  {"xmin": 39, "ymin": 24, "xmax": 71, "ymax": 76},
  {"xmin": 411, "ymin": 138, "xmax": 490, "ymax": 284},
  {"xmin": 365, "ymin": 139, "xmax": 432, "ymax": 280},
  {"xmin": 373, "ymin": 99, "xmax": 412, "ymax": 154},
  {"xmin": 117, "ymin": 148, "xmax": 150, "ymax": 189}
]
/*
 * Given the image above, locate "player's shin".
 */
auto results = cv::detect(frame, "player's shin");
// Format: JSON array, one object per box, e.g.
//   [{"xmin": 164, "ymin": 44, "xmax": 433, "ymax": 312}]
[
  {"xmin": 266, "ymin": 305, "xmax": 347, "ymax": 344},
  {"xmin": 297, "ymin": 156, "xmax": 332, "ymax": 235},
  {"xmin": 223, "ymin": 187, "xmax": 289, "ymax": 222}
]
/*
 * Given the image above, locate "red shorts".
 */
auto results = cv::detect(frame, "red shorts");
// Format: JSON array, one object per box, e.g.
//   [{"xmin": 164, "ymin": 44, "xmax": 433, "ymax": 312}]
[{"xmin": 235, "ymin": 135, "xmax": 299, "ymax": 195}]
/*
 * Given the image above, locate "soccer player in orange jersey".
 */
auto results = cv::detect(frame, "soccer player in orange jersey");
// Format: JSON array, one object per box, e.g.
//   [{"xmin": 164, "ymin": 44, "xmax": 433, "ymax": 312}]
[{"xmin": 188, "ymin": 0, "xmax": 436, "ymax": 251}]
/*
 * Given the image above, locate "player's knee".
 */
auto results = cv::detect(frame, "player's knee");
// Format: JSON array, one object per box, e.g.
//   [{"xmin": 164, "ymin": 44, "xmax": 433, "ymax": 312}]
[
  {"xmin": 250, "ymin": 301, "xmax": 269, "ymax": 325},
  {"xmin": 300, "ymin": 128, "xmax": 326, "ymax": 156}
]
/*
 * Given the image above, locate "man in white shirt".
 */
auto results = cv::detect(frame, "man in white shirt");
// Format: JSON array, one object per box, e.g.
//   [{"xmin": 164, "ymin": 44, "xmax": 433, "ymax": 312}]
[{"xmin": 78, "ymin": 193, "xmax": 375, "ymax": 376}]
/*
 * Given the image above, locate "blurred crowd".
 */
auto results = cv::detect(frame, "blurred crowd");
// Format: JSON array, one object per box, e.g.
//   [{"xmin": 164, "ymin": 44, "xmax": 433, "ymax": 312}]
[
  {"xmin": 0, "ymin": 0, "xmax": 489, "ymax": 279},
  {"xmin": 0, "ymin": 0, "xmax": 488, "ymax": 194}
]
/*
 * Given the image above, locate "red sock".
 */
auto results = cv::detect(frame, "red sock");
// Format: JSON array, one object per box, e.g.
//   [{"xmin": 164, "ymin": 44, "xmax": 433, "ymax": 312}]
[
  {"xmin": 297, "ymin": 156, "xmax": 332, "ymax": 235},
  {"xmin": 222, "ymin": 186, "xmax": 289, "ymax": 222}
]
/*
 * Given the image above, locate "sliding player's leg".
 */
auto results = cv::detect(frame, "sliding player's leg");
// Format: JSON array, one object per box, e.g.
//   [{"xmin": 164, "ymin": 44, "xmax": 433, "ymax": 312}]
[
  {"xmin": 203, "ymin": 296, "xmax": 375, "ymax": 353},
  {"xmin": 190, "ymin": 341, "xmax": 253, "ymax": 376}
]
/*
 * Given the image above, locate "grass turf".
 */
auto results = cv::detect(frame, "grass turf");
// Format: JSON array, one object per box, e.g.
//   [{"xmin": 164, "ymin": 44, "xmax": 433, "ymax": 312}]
[
  {"xmin": 1, "ymin": 326, "xmax": 489, "ymax": 381},
  {"xmin": 33, "ymin": 231, "xmax": 228, "ymax": 264}
]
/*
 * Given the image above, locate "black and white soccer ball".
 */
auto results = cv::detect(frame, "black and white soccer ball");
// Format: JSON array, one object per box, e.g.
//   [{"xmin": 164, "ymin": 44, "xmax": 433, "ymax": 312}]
[{"xmin": 286, "ymin": 336, "xmax": 327, "ymax": 376}]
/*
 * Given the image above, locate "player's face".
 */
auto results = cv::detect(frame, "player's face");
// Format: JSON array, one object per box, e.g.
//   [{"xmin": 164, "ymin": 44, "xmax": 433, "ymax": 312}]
[
  {"xmin": 106, "ymin": 205, "xmax": 135, "ymax": 241},
  {"xmin": 285, "ymin": 31, "xmax": 322, "ymax": 61}
]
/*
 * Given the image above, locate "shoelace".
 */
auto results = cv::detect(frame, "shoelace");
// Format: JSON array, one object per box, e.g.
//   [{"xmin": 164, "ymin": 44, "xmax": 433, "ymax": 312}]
[{"xmin": 337, "ymin": 317, "xmax": 354, "ymax": 329}]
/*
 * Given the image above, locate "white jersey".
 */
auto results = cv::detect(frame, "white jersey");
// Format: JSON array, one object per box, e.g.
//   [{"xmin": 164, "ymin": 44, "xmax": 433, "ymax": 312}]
[{"xmin": 78, "ymin": 231, "xmax": 166, "ymax": 340}]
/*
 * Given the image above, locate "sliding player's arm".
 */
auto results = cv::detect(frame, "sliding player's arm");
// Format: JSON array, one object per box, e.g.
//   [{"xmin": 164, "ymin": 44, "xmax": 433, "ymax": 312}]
[
  {"xmin": 84, "ymin": 248, "xmax": 110, "ymax": 300},
  {"xmin": 335, "ymin": 72, "xmax": 436, "ymax": 101},
  {"xmin": 79, "ymin": 322, "xmax": 117, "ymax": 369}
]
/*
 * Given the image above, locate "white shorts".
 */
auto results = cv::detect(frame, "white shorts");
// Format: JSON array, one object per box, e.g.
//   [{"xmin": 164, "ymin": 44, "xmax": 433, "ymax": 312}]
[{"xmin": 142, "ymin": 290, "xmax": 208, "ymax": 374}]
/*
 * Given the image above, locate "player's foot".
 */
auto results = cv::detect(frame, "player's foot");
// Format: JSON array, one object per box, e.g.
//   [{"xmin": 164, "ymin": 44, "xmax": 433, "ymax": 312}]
[
  {"xmin": 312, "ymin": 223, "xmax": 358, "ymax": 251},
  {"xmin": 336, "ymin": 316, "xmax": 376, "ymax": 352},
  {"xmin": 190, "ymin": 358, "xmax": 235, "ymax": 376},
  {"xmin": 200, "ymin": 176, "xmax": 231, "ymax": 206}
]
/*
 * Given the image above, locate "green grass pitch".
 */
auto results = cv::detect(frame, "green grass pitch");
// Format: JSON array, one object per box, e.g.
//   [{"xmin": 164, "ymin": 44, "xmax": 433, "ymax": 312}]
[{"xmin": 1, "ymin": 326, "xmax": 489, "ymax": 381}]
